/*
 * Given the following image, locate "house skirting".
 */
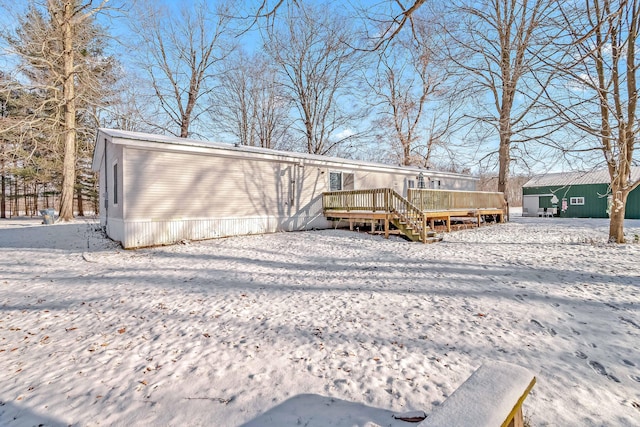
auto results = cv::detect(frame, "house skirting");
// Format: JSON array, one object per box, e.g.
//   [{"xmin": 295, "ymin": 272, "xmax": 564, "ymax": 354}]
[{"xmin": 115, "ymin": 215, "xmax": 330, "ymax": 248}]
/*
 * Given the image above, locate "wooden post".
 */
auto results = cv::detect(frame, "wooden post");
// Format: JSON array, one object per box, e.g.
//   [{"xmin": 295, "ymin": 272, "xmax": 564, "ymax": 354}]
[
  {"xmin": 508, "ymin": 406, "xmax": 524, "ymax": 427},
  {"xmin": 446, "ymin": 216, "xmax": 451, "ymax": 232},
  {"xmin": 384, "ymin": 215, "xmax": 389, "ymax": 239},
  {"xmin": 477, "ymin": 213, "xmax": 481, "ymax": 228},
  {"xmin": 384, "ymin": 188, "xmax": 390, "ymax": 211},
  {"xmin": 422, "ymin": 215, "xmax": 427, "ymax": 243},
  {"xmin": 349, "ymin": 219, "xmax": 354, "ymax": 231},
  {"xmin": 373, "ymin": 189, "xmax": 377, "ymax": 212}
]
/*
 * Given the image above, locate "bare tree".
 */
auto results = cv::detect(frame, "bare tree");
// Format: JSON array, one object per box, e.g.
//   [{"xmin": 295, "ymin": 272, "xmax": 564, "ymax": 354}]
[
  {"xmin": 2, "ymin": 0, "xmax": 119, "ymax": 221},
  {"xmin": 367, "ymin": 8, "xmax": 456, "ymax": 167},
  {"xmin": 446, "ymin": 0, "xmax": 559, "ymax": 207},
  {"xmin": 210, "ymin": 50, "xmax": 291, "ymax": 149},
  {"xmin": 132, "ymin": 0, "xmax": 233, "ymax": 138},
  {"xmin": 254, "ymin": 0, "xmax": 427, "ymax": 50},
  {"xmin": 548, "ymin": 0, "xmax": 639, "ymax": 242},
  {"xmin": 263, "ymin": 3, "xmax": 366, "ymax": 155},
  {"xmin": 97, "ymin": 68, "xmax": 155, "ymax": 133}
]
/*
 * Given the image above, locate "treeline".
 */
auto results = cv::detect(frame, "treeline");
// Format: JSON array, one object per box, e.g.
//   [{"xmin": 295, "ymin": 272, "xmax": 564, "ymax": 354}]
[{"xmin": 0, "ymin": 1, "xmax": 637, "ymax": 241}]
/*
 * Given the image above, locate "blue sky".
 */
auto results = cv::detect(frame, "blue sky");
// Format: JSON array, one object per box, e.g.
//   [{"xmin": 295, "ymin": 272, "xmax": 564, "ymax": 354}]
[{"xmin": 0, "ymin": 0, "xmax": 608, "ymax": 175}]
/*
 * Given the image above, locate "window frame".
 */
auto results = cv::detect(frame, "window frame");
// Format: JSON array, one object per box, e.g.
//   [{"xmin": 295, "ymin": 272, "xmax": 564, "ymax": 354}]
[
  {"xmin": 112, "ymin": 160, "xmax": 119, "ymax": 206},
  {"xmin": 329, "ymin": 171, "xmax": 355, "ymax": 191},
  {"xmin": 569, "ymin": 196, "xmax": 584, "ymax": 205},
  {"xmin": 329, "ymin": 171, "xmax": 342, "ymax": 191}
]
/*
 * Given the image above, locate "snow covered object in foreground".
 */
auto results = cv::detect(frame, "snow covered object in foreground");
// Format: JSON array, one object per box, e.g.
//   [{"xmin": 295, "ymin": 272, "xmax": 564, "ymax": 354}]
[{"xmin": 419, "ymin": 361, "xmax": 536, "ymax": 427}]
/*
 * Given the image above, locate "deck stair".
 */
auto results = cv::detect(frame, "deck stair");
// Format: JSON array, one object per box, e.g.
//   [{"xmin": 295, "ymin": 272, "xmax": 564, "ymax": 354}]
[{"xmin": 323, "ymin": 188, "xmax": 505, "ymax": 243}]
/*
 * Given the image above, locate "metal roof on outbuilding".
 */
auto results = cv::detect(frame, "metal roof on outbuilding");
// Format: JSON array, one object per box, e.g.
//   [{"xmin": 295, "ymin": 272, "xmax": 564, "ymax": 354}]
[{"xmin": 523, "ymin": 168, "xmax": 640, "ymax": 188}]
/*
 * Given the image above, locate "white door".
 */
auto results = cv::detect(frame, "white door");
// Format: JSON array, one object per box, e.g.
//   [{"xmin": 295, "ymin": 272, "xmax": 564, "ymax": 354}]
[{"xmin": 522, "ymin": 195, "xmax": 539, "ymax": 217}]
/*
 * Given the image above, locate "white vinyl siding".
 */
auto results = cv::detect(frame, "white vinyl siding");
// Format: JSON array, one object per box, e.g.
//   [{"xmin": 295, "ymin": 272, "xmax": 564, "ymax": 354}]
[
  {"xmin": 124, "ymin": 148, "xmax": 325, "ymax": 220},
  {"xmin": 343, "ymin": 173, "xmax": 354, "ymax": 190}
]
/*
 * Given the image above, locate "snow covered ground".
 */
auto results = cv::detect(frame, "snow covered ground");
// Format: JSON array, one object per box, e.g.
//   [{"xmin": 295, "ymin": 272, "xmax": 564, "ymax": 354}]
[{"xmin": 1, "ymin": 214, "xmax": 639, "ymax": 426}]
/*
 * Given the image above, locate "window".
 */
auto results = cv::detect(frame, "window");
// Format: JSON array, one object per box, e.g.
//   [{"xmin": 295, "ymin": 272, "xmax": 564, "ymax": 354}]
[
  {"xmin": 417, "ymin": 174, "xmax": 426, "ymax": 189},
  {"xmin": 430, "ymin": 179, "xmax": 441, "ymax": 189},
  {"xmin": 329, "ymin": 172, "xmax": 342, "ymax": 191},
  {"xmin": 113, "ymin": 162, "xmax": 118, "ymax": 205},
  {"xmin": 329, "ymin": 171, "xmax": 355, "ymax": 191},
  {"xmin": 407, "ymin": 179, "xmax": 415, "ymax": 189},
  {"xmin": 570, "ymin": 197, "xmax": 584, "ymax": 205}
]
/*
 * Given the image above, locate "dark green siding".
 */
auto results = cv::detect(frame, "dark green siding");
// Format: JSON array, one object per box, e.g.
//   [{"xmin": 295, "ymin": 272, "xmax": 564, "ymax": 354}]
[
  {"xmin": 523, "ymin": 183, "xmax": 640, "ymax": 219},
  {"xmin": 626, "ymin": 187, "xmax": 640, "ymax": 218},
  {"xmin": 538, "ymin": 195, "xmax": 553, "ymax": 209}
]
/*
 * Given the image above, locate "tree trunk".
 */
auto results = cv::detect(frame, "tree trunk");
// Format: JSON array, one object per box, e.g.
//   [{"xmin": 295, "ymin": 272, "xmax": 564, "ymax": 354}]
[
  {"xmin": 180, "ymin": 118, "xmax": 190, "ymax": 138},
  {"xmin": 180, "ymin": 89, "xmax": 197, "ymax": 138},
  {"xmin": 33, "ymin": 182, "xmax": 38, "ymax": 216},
  {"xmin": 608, "ymin": 189, "xmax": 628, "ymax": 243},
  {"xmin": 23, "ymin": 181, "xmax": 28, "ymax": 216},
  {"xmin": 1, "ymin": 164, "xmax": 6, "ymax": 219},
  {"xmin": 403, "ymin": 141, "xmax": 411, "ymax": 166},
  {"xmin": 12, "ymin": 175, "xmax": 18, "ymax": 217},
  {"xmin": 77, "ymin": 183, "xmax": 84, "ymax": 216},
  {"xmin": 57, "ymin": 1, "xmax": 76, "ymax": 221},
  {"xmin": 497, "ymin": 135, "xmax": 510, "ymax": 205}
]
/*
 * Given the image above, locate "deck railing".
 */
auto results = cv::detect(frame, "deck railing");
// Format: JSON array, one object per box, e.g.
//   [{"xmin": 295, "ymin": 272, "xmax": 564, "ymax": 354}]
[
  {"xmin": 323, "ymin": 188, "xmax": 389, "ymax": 212},
  {"xmin": 323, "ymin": 188, "xmax": 506, "ymax": 213},
  {"xmin": 323, "ymin": 188, "xmax": 428, "ymax": 241},
  {"xmin": 407, "ymin": 189, "xmax": 505, "ymax": 211}
]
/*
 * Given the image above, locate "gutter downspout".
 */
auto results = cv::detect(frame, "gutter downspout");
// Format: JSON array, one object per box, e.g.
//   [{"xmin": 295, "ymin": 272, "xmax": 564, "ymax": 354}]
[{"xmin": 103, "ymin": 137, "xmax": 108, "ymax": 229}]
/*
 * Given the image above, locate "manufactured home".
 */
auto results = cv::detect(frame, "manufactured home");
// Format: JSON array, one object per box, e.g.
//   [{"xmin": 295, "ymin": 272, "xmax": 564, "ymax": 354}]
[
  {"xmin": 522, "ymin": 168, "xmax": 640, "ymax": 218},
  {"xmin": 92, "ymin": 129, "xmax": 478, "ymax": 248}
]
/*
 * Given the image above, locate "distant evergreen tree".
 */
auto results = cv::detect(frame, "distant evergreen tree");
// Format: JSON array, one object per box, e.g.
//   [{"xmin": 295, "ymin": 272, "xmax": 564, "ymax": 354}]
[{"xmin": 3, "ymin": 0, "xmax": 117, "ymax": 219}]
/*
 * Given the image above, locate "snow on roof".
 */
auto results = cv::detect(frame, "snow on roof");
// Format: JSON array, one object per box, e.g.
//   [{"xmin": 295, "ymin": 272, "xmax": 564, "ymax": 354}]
[
  {"xmin": 523, "ymin": 167, "xmax": 640, "ymax": 188},
  {"xmin": 95, "ymin": 128, "xmax": 477, "ymax": 181}
]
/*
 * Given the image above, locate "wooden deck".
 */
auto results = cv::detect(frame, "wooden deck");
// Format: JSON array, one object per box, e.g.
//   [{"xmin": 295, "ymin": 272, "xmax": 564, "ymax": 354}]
[{"xmin": 323, "ymin": 188, "xmax": 505, "ymax": 242}]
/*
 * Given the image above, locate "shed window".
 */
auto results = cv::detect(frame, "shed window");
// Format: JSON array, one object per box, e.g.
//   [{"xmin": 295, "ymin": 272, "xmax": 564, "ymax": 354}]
[
  {"xmin": 329, "ymin": 172, "xmax": 355, "ymax": 191},
  {"xmin": 113, "ymin": 162, "xmax": 118, "ymax": 205},
  {"xmin": 570, "ymin": 197, "xmax": 584, "ymax": 205}
]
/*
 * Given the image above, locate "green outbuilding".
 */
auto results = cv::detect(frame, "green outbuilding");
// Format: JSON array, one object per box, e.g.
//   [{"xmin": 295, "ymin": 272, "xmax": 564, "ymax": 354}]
[{"xmin": 522, "ymin": 168, "xmax": 640, "ymax": 219}]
